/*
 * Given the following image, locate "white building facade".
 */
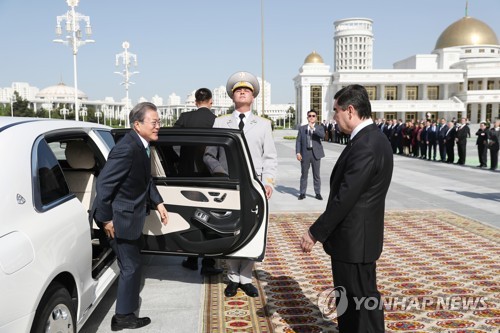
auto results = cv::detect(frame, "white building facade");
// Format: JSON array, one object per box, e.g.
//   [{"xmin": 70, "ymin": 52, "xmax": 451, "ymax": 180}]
[{"xmin": 295, "ymin": 15, "xmax": 500, "ymax": 125}]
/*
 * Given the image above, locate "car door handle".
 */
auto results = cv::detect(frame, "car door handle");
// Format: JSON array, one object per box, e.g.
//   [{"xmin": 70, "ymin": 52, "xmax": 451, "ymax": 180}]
[
  {"xmin": 210, "ymin": 210, "xmax": 232, "ymax": 218},
  {"xmin": 251, "ymin": 205, "xmax": 258, "ymax": 214}
]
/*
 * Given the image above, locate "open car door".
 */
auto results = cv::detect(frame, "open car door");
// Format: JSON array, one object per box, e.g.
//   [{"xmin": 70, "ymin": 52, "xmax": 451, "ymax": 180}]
[{"xmin": 111, "ymin": 127, "xmax": 268, "ymax": 261}]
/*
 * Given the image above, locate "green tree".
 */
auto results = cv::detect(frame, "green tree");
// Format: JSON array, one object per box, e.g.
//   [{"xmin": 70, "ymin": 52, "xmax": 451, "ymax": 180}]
[{"xmin": 12, "ymin": 92, "xmax": 35, "ymax": 117}]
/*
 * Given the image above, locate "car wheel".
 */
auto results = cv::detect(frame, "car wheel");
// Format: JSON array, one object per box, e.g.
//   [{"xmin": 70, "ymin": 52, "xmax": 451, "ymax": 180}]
[{"xmin": 30, "ymin": 282, "xmax": 76, "ymax": 333}]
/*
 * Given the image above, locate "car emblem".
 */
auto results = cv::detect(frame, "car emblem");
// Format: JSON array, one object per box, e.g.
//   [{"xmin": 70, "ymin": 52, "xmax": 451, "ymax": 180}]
[{"xmin": 16, "ymin": 194, "xmax": 26, "ymax": 204}]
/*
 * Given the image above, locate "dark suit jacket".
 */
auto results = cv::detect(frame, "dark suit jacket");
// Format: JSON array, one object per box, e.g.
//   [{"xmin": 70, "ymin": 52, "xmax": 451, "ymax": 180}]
[
  {"xmin": 174, "ymin": 107, "xmax": 216, "ymax": 176},
  {"xmin": 309, "ymin": 123, "xmax": 393, "ymax": 263},
  {"xmin": 93, "ymin": 130, "xmax": 163, "ymax": 240},
  {"xmin": 476, "ymin": 128, "xmax": 488, "ymax": 147},
  {"xmin": 425, "ymin": 126, "xmax": 438, "ymax": 144},
  {"xmin": 174, "ymin": 107, "xmax": 216, "ymax": 128},
  {"xmin": 456, "ymin": 124, "xmax": 470, "ymax": 144},
  {"xmin": 295, "ymin": 124, "xmax": 325, "ymax": 160},
  {"xmin": 438, "ymin": 125, "xmax": 448, "ymax": 140},
  {"xmin": 445, "ymin": 126, "xmax": 456, "ymax": 147},
  {"xmin": 489, "ymin": 128, "xmax": 500, "ymax": 151}
]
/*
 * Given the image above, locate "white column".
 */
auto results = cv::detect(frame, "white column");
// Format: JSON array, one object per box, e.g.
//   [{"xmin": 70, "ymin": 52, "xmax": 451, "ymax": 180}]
[
  {"xmin": 378, "ymin": 84, "xmax": 385, "ymax": 100},
  {"xmin": 399, "ymin": 84, "xmax": 405, "ymax": 100},
  {"xmin": 480, "ymin": 103, "xmax": 487, "ymax": 122},
  {"xmin": 422, "ymin": 84, "xmax": 428, "ymax": 100},
  {"xmin": 443, "ymin": 84, "xmax": 449, "ymax": 99}
]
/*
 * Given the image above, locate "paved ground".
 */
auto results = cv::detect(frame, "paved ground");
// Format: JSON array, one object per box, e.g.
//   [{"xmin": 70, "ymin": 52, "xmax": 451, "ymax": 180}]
[{"xmin": 81, "ymin": 129, "xmax": 499, "ymax": 333}]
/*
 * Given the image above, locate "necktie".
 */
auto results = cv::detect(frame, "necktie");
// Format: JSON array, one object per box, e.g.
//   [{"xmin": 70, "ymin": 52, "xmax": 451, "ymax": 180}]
[
  {"xmin": 239, "ymin": 113, "xmax": 245, "ymax": 130},
  {"xmin": 146, "ymin": 145, "xmax": 150, "ymax": 157}
]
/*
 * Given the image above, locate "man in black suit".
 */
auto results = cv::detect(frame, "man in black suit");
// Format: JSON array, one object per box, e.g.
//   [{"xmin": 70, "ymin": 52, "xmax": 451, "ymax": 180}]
[
  {"xmin": 92, "ymin": 102, "xmax": 169, "ymax": 331},
  {"xmin": 489, "ymin": 119, "xmax": 500, "ymax": 170},
  {"xmin": 426, "ymin": 120, "xmax": 438, "ymax": 161},
  {"xmin": 296, "ymin": 109, "xmax": 325, "ymax": 200},
  {"xmin": 174, "ymin": 88, "xmax": 216, "ymax": 177},
  {"xmin": 455, "ymin": 117, "xmax": 471, "ymax": 165},
  {"xmin": 300, "ymin": 84, "xmax": 393, "ymax": 332},
  {"xmin": 174, "ymin": 88, "xmax": 222, "ymax": 276},
  {"xmin": 444, "ymin": 120, "xmax": 456, "ymax": 163},
  {"xmin": 475, "ymin": 121, "xmax": 489, "ymax": 168},
  {"xmin": 437, "ymin": 118, "xmax": 448, "ymax": 162}
]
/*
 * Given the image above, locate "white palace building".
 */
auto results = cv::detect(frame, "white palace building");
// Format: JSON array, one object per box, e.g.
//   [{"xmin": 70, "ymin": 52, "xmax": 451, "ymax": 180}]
[{"xmin": 294, "ymin": 15, "xmax": 500, "ymax": 126}]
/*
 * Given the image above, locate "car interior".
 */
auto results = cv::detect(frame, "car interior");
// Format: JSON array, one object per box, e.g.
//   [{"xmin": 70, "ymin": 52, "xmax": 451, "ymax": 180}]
[{"xmin": 44, "ymin": 134, "xmax": 114, "ymax": 280}]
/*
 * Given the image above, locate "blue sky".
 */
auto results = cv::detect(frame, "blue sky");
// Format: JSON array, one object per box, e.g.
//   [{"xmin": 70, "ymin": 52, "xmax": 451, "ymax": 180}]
[{"xmin": 0, "ymin": 0, "xmax": 499, "ymax": 104}]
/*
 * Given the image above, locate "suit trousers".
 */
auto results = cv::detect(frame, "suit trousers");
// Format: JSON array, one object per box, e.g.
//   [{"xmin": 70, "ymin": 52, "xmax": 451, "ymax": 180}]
[
  {"xmin": 226, "ymin": 259, "xmax": 254, "ymax": 284},
  {"xmin": 446, "ymin": 143, "xmax": 455, "ymax": 163},
  {"xmin": 109, "ymin": 236, "xmax": 143, "ymax": 315},
  {"xmin": 438, "ymin": 139, "xmax": 446, "ymax": 161},
  {"xmin": 457, "ymin": 142, "xmax": 467, "ymax": 164},
  {"xmin": 427, "ymin": 142, "xmax": 437, "ymax": 160},
  {"xmin": 332, "ymin": 260, "xmax": 385, "ymax": 333},
  {"xmin": 299, "ymin": 150, "xmax": 321, "ymax": 195},
  {"xmin": 478, "ymin": 145, "xmax": 487, "ymax": 166},
  {"xmin": 491, "ymin": 148, "xmax": 499, "ymax": 170}
]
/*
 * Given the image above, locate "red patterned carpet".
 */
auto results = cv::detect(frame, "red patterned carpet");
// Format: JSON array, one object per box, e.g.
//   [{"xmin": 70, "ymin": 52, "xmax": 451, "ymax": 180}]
[{"xmin": 202, "ymin": 210, "xmax": 500, "ymax": 332}]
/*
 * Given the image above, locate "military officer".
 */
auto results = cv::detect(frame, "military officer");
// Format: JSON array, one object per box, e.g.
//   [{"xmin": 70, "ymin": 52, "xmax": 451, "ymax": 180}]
[{"xmin": 204, "ymin": 71, "xmax": 277, "ymax": 298}]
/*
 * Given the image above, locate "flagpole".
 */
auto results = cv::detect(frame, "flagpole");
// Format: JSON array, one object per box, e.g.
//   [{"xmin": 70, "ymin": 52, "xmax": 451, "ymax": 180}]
[{"xmin": 261, "ymin": 0, "xmax": 265, "ymax": 116}]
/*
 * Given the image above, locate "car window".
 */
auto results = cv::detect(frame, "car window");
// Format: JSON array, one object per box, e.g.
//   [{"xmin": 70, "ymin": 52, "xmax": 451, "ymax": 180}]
[
  {"xmin": 35, "ymin": 139, "xmax": 70, "ymax": 207},
  {"xmin": 94, "ymin": 129, "xmax": 115, "ymax": 150},
  {"xmin": 153, "ymin": 143, "xmax": 230, "ymax": 178}
]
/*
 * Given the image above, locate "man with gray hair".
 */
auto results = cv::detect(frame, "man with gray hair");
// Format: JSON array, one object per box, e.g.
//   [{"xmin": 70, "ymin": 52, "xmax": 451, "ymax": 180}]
[{"xmin": 91, "ymin": 102, "xmax": 169, "ymax": 330}]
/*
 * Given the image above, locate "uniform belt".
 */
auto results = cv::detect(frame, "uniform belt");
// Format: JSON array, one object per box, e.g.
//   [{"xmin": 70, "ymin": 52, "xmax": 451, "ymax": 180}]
[{"xmin": 307, "ymin": 147, "xmax": 313, "ymax": 150}]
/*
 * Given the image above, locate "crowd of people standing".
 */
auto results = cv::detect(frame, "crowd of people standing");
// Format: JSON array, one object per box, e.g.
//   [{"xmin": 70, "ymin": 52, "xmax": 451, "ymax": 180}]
[{"xmin": 322, "ymin": 117, "xmax": 499, "ymax": 171}]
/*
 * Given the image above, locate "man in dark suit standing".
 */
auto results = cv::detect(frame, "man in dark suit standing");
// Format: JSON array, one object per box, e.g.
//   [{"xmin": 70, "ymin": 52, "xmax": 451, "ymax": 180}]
[
  {"xmin": 92, "ymin": 102, "xmax": 169, "ymax": 331},
  {"xmin": 174, "ymin": 88, "xmax": 216, "ymax": 177},
  {"xmin": 475, "ymin": 121, "xmax": 489, "ymax": 168},
  {"xmin": 174, "ymin": 88, "xmax": 222, "ymax": 276},
  {"xmin": 425, "ymin": 120, "xmax": 438, "ymax": 160},
  {"xmin": 438, "ymin": 118, "xmax": 448, "ymax": 162},
  {"xmin": 488, "ymin": 119, "xmax": 500, "ymax": 170},
  {"xmin": 300, "ymin": 84, "xmax": 393, "ymax": 332},
  {"xmin": 296, "ymin": 109, "xmax": 325, "ymax": 200},
  {"xmin": 455, "ymin": 117, "xmax": 470, "ymax": 165},
  {"xmin": 445, "ymin": 120, "xmax": 456, "ymax": 163}
]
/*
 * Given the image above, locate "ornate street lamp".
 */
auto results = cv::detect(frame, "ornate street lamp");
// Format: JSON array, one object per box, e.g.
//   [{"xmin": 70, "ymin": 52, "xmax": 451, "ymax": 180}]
[
  {"xmin": 10, "ymin": 94, "xmax": 15, "ymax": 117},
  {"xmin": 95, "ymin": 109, "xmax": 102, "ymax": 124},
  {"xmin": 60, "ymin": 106, "xmax": 69, "ymax": 120},
  {"xmin": 101, "ymin": 104, "xmax": 108, "ymax": 126},
  {"xmin": 115, "ymin": 41, "xmax": 139, "ymax": 128},
  {"xmin": 80, "ymin": 106, "xmax": 87, "ymax": 121},
  {"xmin": 54, "ymin": 0, "xmax": 94, "ymax": 121}
]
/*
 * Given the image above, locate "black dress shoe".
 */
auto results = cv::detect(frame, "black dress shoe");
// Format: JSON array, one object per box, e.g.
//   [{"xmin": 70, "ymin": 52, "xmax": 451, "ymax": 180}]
[
  {"xmin": 298, "ymin": 194, "xmax": 306, "ymax": 200},
  {"xmin": 224, "ymin": 281, "xmax": 239, "ymax": 297},
  {"xmin": 182, "ymin": 258, "xmax": 198, "ymax": 270},
  {"xmin": 111, "ymin": 314, "xmax": 151, "ymax": 331},
  {"xmin": 239, "ymin": 283, "xmax": 259, "ymax": 297},
  {"xmin": 200, "ymin": 265, "xmax": 223, "ymax": 276},
  {"xmin": 315, "ymin": 194, "xmax": 323, "ymax": 200}
]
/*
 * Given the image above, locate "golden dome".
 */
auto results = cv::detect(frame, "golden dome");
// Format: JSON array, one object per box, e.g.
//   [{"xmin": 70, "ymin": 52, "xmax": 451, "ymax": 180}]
[
  {"xmin": 435, "ymin": 16, "xmax": 499, "ymax": 49},
  {"xmin": 304, "ymin": 51, "xmax": 324, "ymax": 64}
]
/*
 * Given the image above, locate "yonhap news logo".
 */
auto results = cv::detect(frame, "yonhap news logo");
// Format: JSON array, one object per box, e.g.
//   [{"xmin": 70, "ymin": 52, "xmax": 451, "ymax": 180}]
[
  {"xmin": 318, "ymin": 286, "xmax": 488, "ymax": 319},
  {"xmin": 317, "ymin": 286, "xmax": 348, "ymax": 319}
]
